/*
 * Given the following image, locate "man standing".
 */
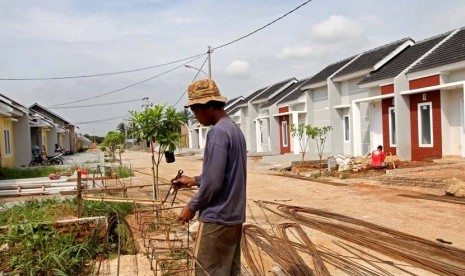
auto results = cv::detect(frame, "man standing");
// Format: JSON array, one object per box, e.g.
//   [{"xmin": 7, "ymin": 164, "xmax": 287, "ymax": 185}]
[{"xmin": 174, "ymin": 79, "xmax": 247, "ymax": 275}]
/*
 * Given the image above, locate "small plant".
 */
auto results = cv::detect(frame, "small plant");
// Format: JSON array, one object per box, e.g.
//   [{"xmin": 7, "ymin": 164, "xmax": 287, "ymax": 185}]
[
  {"xmin": 308, "ymin": 125, "xmax": 333, "ymax": 176},
  {"xmin": 101, "ymin": 131, "xmax": 125, "ymax": 164},
  {"xmin": 0, "ymin": 198, "xmax": 134, "ymax": 274},
  {"xmin": 129, "ymin": 105, "xmax": 184, "ymax": 200},
  {"xmin": 291, "ymin": 123, "xmax": 313, "ymax": 167},
  {"xmin": 113, "ymin": 166, "xmax": 134, "ymax": 178},
  {"xmin": 339, "ymin": 170, "xmax": 350, "ymax": 179}
]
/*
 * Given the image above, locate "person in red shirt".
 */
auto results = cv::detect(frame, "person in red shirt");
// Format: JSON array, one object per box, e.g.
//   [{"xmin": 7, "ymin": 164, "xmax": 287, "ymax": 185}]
[{"xmin": 371, "ymin": 145, "xmax": 387, "ymax": 168}]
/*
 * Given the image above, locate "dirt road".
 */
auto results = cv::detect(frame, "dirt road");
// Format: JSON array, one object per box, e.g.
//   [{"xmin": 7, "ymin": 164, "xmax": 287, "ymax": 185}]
[{"xmin": 121, "ymin": 149, "xmax": 465, "ymax": 275}]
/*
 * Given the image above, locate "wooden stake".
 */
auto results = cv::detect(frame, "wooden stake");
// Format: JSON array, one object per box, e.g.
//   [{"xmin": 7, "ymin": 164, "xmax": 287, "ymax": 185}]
[
  {"xmin": 77, "ymin": 171, "xmax": 82, "ymax": 218},
  {"xmin": 389, "ymin": 152, "xmax": 396, "ymax": 169}
]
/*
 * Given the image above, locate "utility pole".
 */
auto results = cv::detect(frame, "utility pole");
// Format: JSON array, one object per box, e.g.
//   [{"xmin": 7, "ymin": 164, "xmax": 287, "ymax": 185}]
[{"xmin": 207, "ymin": 45, "xmax": 212, "ymax": 79}]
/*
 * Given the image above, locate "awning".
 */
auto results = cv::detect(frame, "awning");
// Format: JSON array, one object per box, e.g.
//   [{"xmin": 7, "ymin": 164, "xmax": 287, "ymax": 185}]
[
  {"xmin": 400, "ymin": 81, "xmax": 464, "ymax": 95},
  {"xmin": 272, "ymin": 111, "xmax": 306, "ymax": 117},
  {"xmin": 255, "ymin": 115, "xmax": 270, "ymax": 120},
  {"xmin": 353, "ymin": 93, "xmax": 394, "ymax": 104},
  {"xmin": 334, "ymin": 104, "xmax": 351, "ymax": 109}
]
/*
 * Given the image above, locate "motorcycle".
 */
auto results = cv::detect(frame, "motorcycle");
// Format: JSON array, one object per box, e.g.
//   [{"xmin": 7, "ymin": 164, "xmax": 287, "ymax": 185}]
[{"xmin": 29, "ymin": 153, "xmax": 64, "ymax": 166}]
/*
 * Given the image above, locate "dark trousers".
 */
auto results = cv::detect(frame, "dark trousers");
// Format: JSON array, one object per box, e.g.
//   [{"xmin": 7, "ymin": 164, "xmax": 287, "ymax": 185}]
[{"xmin": 194, "ymin": 222, "xmax": 242, "ymax": 276}]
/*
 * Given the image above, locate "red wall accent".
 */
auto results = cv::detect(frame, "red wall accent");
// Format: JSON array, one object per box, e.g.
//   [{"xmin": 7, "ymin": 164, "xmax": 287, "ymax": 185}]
[
  {"xmin": 381, "ymin": 84, "xmax": 394, "ymax": 95},
  {"xmin": 409, "ymin": 90, "xmax": 442, "ymax": 160},
  {"xmin": 382, "ymin": 98, "xmax": 396, "ymax": 155},
  {"xmin": 279, "ymin": 106, "xmax": 289, "ymax": 113},
  {"xmin": 409, "ymin": 75, "xmax": 440, "ymax": 90},
  {"xmin": 279, "ymin": 115, "xmax": 291, "ymax": 154}
]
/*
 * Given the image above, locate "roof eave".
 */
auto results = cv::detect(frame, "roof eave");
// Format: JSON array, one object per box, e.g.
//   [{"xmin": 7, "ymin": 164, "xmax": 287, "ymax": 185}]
[
  {"xmin": 301, "ymin": 81, "xmax": 326, "ymax": 90},
  {"xmin": 332, "ymin": 68, "xmax": 372, "ymax": 82},
  {"xmin": 358, "ymin": 78, "xmax": 394, "ymax": 89}
]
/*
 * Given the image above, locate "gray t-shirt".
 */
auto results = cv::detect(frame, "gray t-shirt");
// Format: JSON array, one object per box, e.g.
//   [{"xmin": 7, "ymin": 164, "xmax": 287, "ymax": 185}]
[{"xmin": 187, "ymin": 116, "xmax": 247, "ymax": 225}]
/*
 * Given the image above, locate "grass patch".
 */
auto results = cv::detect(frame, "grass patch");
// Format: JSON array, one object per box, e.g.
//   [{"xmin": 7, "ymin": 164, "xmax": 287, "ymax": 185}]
[
  {"xmin": 0, "ymin": 198, "xmax": 134, "ymax": 274},
  {"xmin": 113, "ymin": 166, "xmax": 134, "ymax": 178},
  {"xmin": 0, "ymin": 167, "xmax": 72, "ymax": 180}
]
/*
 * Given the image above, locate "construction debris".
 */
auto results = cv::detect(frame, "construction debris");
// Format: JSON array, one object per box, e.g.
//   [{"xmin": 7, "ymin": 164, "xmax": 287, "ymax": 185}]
[{"xmin": 445, "ymin": 177, "xmax": 465, "ymax": 198}]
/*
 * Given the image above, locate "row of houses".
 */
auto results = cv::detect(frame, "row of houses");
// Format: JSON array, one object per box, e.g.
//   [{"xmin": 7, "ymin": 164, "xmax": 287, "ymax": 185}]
[
  {"xmin": 0, "ymin": 95, "xmax": 83, "ymax": 168},
  {"xmin": 188, "ymin": 26, "xmax": 465, "ymax": 161}
]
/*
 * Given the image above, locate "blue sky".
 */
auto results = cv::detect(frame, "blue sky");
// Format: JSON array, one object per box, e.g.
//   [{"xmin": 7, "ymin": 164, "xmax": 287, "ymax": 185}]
[{"xmin": 0, "ymin": 0, "xmax": 464, "ymax": 136}]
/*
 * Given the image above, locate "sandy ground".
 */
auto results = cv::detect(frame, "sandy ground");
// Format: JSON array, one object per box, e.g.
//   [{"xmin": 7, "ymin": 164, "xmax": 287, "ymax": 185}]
[
  {"xmin": 5, "ymin": 149, "xmax": 464, "ymax": 275},
  {"xmin": 99, "ymin": 149, "xmax": 465, "ymax": 276}
]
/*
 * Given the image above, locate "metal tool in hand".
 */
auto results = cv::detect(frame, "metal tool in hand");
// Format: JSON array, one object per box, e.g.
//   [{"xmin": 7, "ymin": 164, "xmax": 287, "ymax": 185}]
[{"xmin": 162, "ymin": 169, "xmax": 183, "ymax": 206}]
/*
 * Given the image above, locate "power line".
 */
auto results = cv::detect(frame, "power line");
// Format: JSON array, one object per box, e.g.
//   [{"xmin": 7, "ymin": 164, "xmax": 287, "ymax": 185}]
[
  {"xmin": 75, "ymin": 115, "xmax": 128, "ymax": 125},
  {"xmin": 173, "ymin": 57, "xmax": 209, "ymax": 107},
  {"xmin": 212, "ymin": 0, "xmax": 313, "ymax": 50},
  {"xmin": 47, "ymin": 98, "xmax": 144, "ymax": 109},
  {"xmin": 1, "ymin": 1, "xmax": 312, "ymax": 83},
  {"xmin": 0, "ymin": 53, "xmax": 206, "ymax": 81},
  {"xmin": 173, "ymin": 0, "xmax": 313, "ymax": 107},
  {"xmin": 50, "ymin": 54, "xmax": 207, "ymax": 107}
]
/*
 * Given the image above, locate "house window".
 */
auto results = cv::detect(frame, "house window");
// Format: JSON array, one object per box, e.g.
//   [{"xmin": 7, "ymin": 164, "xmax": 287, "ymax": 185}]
[
  {"xmin": 343, "ymin": 115, "xmax": 350, "ymax": 142},
  {"xmin": 282, "ymin": 121, "xmax": 288, "ymax": 147},
  {"xmin": 389, "ymin": 107, "xmax": 396, "ymax": 146},
  {"xmin": 418, "ymin": 102, "xmax": 433, "ymax": 147},
  {"xmin": 3, "ymin": 129, "xmax": 11, "ymax": 156}
]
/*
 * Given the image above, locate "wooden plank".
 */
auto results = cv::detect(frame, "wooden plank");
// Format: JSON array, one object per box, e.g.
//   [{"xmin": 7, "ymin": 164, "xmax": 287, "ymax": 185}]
[
  {"xmin": 83, "ymin": 196, "xmax": 162, "ymax": 205},
  {"xmin": 67, "ymin": 176, "xmax": 119, "ymax": 182},
  {"xmin": 60, "ymin": 187, "xmax": 127, "ymax": 195}
]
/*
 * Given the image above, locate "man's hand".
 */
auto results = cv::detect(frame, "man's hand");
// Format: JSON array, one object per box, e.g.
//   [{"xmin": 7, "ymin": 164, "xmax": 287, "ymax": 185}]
[
  {"xmin": 172, "ymin": 175, "xmax": 197, "ymax": 190},
  {"xmin": 178, "ymin": 205, "xmax": 196, "ymax": 224}
]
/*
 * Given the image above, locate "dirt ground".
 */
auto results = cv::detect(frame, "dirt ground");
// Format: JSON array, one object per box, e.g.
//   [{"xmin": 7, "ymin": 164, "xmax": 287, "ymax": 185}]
[
  {"xmin": 109, "ymin": 150, "xmax": 465, "ymax": 275},
  {"xmin": 4, "ymin": 150, "xmax": 464, "ymax": 275}
]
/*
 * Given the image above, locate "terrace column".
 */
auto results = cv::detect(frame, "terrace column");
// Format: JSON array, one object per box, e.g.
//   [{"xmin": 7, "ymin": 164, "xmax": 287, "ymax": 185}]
[
  {"xmin": 352, "ymin": 102, "xmax": 362, "ymax": 156},
  {"xmin": 255, "ymin": 119, "xmax": 262, "ymax": 152},
  {"xmin": 292, "ymin": 112, "xmax": 300, "ymax": 155},
  {"xmin": 462, "ymin": 86, "xmax": 465, "ymax": 158}
]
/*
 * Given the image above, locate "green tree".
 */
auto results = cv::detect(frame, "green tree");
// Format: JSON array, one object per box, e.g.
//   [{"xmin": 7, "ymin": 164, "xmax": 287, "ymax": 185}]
[
  {"xmin": 180, "ymin": 108, "xmax": 196, "ymax": 126},
  {"xmin": 129, "ymin": 105, "xmax": 183, "ymax": 199},
  {"xmin": 101, "ymin": 131, "xmax": 125, "ymax": 164},
  {"xmin": 308, "ymin": 125, "xmax": 333, "ymax": 175},
  {"xmin": 290, "ymin": 123, "xmax": 313, "ymax": 166}
]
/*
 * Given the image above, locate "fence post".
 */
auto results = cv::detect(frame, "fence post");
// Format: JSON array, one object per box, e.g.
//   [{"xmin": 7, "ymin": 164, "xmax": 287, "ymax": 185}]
[{"xmin": 77, "ymin": 171, "xmax": 82, "ymax": 218}]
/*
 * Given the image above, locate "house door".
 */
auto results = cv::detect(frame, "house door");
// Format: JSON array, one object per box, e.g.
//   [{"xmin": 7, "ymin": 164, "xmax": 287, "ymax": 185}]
[
  {"xmin": 279, "ymin": 115, "xmax": 291, "ymax": 154},
  {"xmin": 372, "ymin": 110, "xmax": 383, "ymax": 149}
]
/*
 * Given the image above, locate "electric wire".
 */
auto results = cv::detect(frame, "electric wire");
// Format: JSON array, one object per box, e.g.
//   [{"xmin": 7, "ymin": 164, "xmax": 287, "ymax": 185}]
[
  {"xmin": 49, "ymin": 54, "xmax": 207, "ymax": 107},
  {"xmin": 1, "ymin": 1, "xmax": 312, "ymax": 82},
  {"xmin": 173, "ymin": 57, "xmax": 209, "ymax": 107},
  {"xmin": 75, "ymin": 115, "xmax": 127, "ymax": 125},
  {"xmin": 47, "ymin": 98, "xmax": 145, "ymax": 109},
  {"xmin": 212, "ymin": 0, "xmax": 313, "ymax": 50},
  {"xmin": 0, "ymin": 52, "xmax": 206, "ymax": 81}
]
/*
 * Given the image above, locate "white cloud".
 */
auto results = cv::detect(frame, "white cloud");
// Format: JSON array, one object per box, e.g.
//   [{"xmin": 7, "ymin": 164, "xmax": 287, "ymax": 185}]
[
  {"xmin": 310, "ymin": 15, "xmax": 364, "ymax": 42},
  {"xmin": 170, "ymin": 16, "xmax": 196, "ymax": 24},
  {"xmin": 276, "ymin": 46, "xmax": 316, "ymax": 59},
  {"xmin": 225, "ymin": 60, "xmax": 250, "ymax": 75}
]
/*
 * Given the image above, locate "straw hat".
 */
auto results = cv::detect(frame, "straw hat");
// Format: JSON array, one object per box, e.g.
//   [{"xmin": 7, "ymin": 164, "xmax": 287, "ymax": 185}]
[{"xmin": 184, "ymin": 79, "xmax": 227, "ymax": 108}]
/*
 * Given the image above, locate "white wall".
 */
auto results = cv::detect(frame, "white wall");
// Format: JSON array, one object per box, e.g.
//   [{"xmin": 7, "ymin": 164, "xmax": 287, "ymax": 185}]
[
  {"xmin": 393, "ymin": 74, "xmax": 412, "ymax": 160},
  {"xmin": 268, "ymin": 105, "xmax": 280, "ymax": 153},
  {"xmin": 447, "ymin": 68, "xmax": 465, "ymax": 83},
  {"xmin": 46, "ymin": 127, "xmax": 58, "ymax": 156},
  {"xmin": 13, "ymin": 114, "xmax": 31, "ymax": 167},
  {"xmin": 441, "ymin": 89, "xmax": 462, "ymax": 156},
  {"xmin": 369, "ymin": 102, "xmax": 383, "ymax": 153},
  {"xmin": 359, "ymin": 102, "xmax": 372, "ymax": 155},
  {"xmin": 313, "ymin": 88, "xmax": 330, "ymax": 127}
]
